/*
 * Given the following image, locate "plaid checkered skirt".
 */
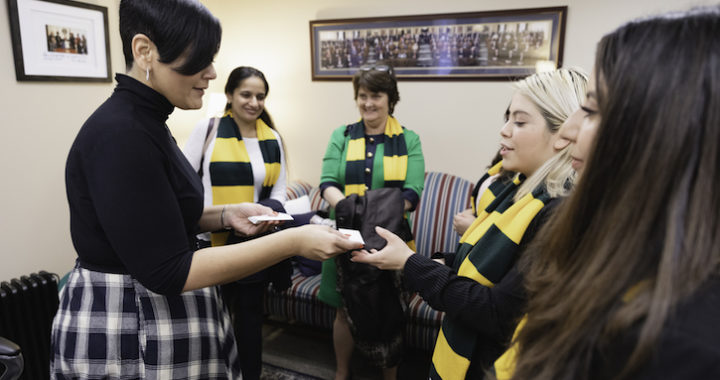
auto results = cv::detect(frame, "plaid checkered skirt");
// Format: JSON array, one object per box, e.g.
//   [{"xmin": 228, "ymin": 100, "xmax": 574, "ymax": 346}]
[{"xmin": 50, "ymin": 265, "xmax": 241, "ymax": 379}]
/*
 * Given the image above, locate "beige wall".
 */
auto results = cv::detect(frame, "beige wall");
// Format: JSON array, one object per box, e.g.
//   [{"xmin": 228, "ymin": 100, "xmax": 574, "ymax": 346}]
[
  {"xmin": 0, "ymin": 0, "xmax": 123, "ymax": 281},
  {"xmin": 0, "ymin": 0, "xmax": 711, "ymax": 280}
]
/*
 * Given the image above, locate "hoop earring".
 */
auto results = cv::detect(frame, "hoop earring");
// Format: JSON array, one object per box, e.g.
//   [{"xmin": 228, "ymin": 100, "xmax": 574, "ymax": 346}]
[{"xmin": 145, "ymin": 67, "xmax": 149, "ymax": 81}]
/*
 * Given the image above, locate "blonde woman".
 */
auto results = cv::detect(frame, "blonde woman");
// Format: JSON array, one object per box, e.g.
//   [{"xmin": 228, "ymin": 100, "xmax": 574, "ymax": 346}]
[{"xmin": 352, "ymin": 68, "xmax": 587, "ymax": 379}]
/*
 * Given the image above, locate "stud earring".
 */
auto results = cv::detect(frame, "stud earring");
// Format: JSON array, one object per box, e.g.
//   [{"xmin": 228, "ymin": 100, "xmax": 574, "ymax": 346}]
[{"xmin": 145, "ymin": 67, "xmax": 149, "ymax": 81}]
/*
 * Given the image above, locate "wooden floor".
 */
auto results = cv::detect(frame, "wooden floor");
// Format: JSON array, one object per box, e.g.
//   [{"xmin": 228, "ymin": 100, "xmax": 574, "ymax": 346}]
[{"xmin": 262, "ymin": 318, "xmax": 432, "ymax": 379}]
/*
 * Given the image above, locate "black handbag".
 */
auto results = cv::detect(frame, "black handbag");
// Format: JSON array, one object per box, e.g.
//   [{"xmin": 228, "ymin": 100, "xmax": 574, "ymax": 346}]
[{"xmin": 334, "ymin": 187, "xmax": 411, "ymax": 367}]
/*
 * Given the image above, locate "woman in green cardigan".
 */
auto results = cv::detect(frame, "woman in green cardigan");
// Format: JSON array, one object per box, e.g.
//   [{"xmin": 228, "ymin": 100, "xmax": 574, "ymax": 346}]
[{"xmin": 318, "ymin": 64, "xmax": 425, "ymax": 380}]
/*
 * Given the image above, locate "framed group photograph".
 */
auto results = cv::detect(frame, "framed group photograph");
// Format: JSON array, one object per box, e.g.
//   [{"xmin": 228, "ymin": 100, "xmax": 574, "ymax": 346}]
[
  {"xmin": 7, "ymin": 0, "xmax": 111, "ymax": 82},
  {"xmin": 310, "ymin": 7, "xmax": 567, "ymax": 81}
]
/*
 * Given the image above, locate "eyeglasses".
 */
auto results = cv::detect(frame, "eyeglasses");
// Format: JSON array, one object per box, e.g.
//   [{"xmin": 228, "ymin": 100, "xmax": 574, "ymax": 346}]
[{"xmin": 359, "ymin": 64, "xmax": 394, "ymax": 76}]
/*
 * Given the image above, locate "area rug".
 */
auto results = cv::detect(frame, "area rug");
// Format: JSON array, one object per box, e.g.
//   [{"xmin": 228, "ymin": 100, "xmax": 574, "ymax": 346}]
[{"xmin": 261, "ymin": 362, "xmax": 325, "ymax": 380}]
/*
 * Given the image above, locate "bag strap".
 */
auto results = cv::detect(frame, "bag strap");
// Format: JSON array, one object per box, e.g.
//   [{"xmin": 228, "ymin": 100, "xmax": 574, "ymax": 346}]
[{"xmin": 198, "ymin": 117, "xmax": 220, "ymax": 177}]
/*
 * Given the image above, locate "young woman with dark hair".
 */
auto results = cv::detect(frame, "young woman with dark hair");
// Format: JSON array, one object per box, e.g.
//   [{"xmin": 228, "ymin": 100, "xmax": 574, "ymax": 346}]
[
  {"xmin": 51, "ymin": 1, "xmax": 360, "ymax": 378},
  {"xmin": 499, "ymin": 7, "xmax": 720, "ymax": 380},
  {"xmin": 224, "ymin": 66, "xmax": 276, "ymax": 129},
  {"xmin": 183, "ymin": 66, "xmax": 288, "ymax": 380},
  {"xmin": 185, "ymin": 66, "xmax": 287, "ymax": 228}
]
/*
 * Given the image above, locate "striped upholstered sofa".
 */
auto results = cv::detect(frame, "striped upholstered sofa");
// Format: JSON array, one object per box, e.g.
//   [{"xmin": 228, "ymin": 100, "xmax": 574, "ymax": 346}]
[{"xmin": 265, "ymin": 172, "xmax": 474, "ymax": 351}]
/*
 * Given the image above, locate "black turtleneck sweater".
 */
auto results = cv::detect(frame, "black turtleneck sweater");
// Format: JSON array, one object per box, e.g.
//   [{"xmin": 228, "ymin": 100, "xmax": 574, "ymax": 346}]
[{"xmin": 65, "ymin": 74, "xmax": 203, "ymax": 295}]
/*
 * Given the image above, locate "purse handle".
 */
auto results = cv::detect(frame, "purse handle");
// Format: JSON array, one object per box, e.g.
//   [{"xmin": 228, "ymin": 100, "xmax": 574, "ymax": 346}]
[{"xmin": 198, "ymin": 116, "xmax": 220, "ymax": 177}]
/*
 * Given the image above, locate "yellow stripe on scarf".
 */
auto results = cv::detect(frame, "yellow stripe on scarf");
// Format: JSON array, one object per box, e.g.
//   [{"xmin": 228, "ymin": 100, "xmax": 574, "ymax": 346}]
[
  {"xmin": 256, "ymin": 119, "xmax": 275, "ymax": 141},
  {"xmin": 346, "ymin": 138, "xmax": 366, "ymax": 162},
  {"xmin": 432, "ymin": 329, "xmax": 472, "ymax": 380},
  {"xmin": 456, "ymin": 209, "xmax": 500, "ymax": 287},
  {"xmin": 494, "ymin": 194, "xmax": 546, "ymax": 244},
  {"xmin": 384, "ymin": 117, "xmax": 404, "ymax": 137},
  {"xmin": 457, "ymin": 255, "xmax": 496, "ymax": 287},
  {"xmin": 470, "ymin": 161, "xmax": 505, "ymax": 215},
  {"xmin": 494, "ymin": 316, "xmax": 526, "ymax": 380},
  {"xmin": 211, "ymin": 138, "xmax": 251, "ymax": 163},
  {"xmin": 211, "ymin": 232, "xmax": 230, "ymax": 247},
  {"xmin": 382, "ymin": 116, "xmax": 407, "ymax": 182},
  {"xmin": 383, "ymin": 155, "xmax": 408, "ymax": 181},
  {"xmin": 488, "ymin": 160, "xmax": 503, "ymax": 176},
  {"xmin": 211, "ymin": 185, "xmax": 254, "ymax": 246},
  {"xmin": 257, "ymin": 119, "xmax": 281, "ymax": 188},
  {"xmin": 473, "ymin": 186, "xmax": 496, "ymax": 216},
  {"xmin": 459, "ymin": 210, "xmax": 493, "ymax": 244},
  {"xmin": 263, "ymin": 162, "xmax": 281, "ymax": 187},
  {"xmin": 344, "ymin": 184, "xmax": 366, "ymax": 196},
  {"xmin": 212, "ymin": 185, "xmax": 254, "ymax": 206}
]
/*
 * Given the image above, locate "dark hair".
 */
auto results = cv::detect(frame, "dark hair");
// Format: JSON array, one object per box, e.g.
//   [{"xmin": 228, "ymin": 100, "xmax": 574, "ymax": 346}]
[
  {"xmin": 224, "ymin": 66, "xmax": 275, "ymax": 129},
  {"xmin": 119, "ymin": 0, "xmax": 221, "ymax": 75},
  {"xmin": 352, "ymin": 63, "xmax": 400, "ymax": 114},
  {"xmin": 511, "ymin": 7, "xmax": 720, "ymax": 380}
]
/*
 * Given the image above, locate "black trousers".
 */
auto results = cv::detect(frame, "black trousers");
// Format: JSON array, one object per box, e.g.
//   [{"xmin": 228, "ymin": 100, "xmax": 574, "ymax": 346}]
[{"xmin": 221, "ymin": 281, "xmax": 266, "ymax": 380}]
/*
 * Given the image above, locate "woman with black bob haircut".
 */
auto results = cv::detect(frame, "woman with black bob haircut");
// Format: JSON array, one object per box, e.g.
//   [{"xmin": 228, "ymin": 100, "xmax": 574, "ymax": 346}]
[
  {"xmin": 498, "ymin": 6, "xmax": 720, "ymax": 380},
  {"xmin": 52, "ymin": 1, "xmax": 361, "ymax": 378},
  {"xmin": 119, "ymin": 0, "xmax": 220, "ymax": 76}
]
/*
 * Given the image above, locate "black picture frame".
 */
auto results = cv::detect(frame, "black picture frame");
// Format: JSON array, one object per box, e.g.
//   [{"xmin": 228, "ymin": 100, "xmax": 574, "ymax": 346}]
[
  {"xmin": 7, "ymin": 0, "xmax": 111, "ymax": 82},
  {"xmin": 310, "ymin": 7, "xmax": 567, "ymax": 81}
]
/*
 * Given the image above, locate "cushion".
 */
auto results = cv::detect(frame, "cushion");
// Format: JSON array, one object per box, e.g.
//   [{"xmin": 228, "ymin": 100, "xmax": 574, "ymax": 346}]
[
  {"xmin": 286, "ymin": 181, "xmax": 313, "ymax": 200},
  {"xmin": 265, "ymin": 269, "xmax": 335, "ymax": 329}
]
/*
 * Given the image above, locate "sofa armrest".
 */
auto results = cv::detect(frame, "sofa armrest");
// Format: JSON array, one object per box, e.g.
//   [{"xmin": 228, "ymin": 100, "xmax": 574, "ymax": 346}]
[
  {"xmin": 286, "ymin": 181, "xmax": 313, "ymax": 200},
  {"xmin": 286, "ymin": 181, "xmax": 330, "ymax": 214}
]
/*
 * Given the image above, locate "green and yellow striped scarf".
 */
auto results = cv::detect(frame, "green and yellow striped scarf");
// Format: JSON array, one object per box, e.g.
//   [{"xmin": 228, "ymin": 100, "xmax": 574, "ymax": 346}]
[
  {"xmin": 471, "ymin": 161, "xmax": 504, "ymax": 215},
  {"xmin": 344, "ymin": 116, "xmax": 407, "ymax": 196},
  {"xmin": 209, "ymin": 112, "xmax": 281, "ymax": 246},
  {"xmin": 430, "ymin": 162, "xmax": 551, "ymax": 380}
]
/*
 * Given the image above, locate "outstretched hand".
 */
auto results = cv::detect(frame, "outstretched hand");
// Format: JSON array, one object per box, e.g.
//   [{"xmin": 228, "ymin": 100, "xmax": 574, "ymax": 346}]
[
  {"xmin": 350, "ymin": 226, "xmax": 415, "ymax": 270},
  {"xmin": 225, "ymin": 203, "xmax": 280, "ymax": 236},
  {"xmin": 292, "ymin": 225, "xmax": 364, "ymax": 261}
]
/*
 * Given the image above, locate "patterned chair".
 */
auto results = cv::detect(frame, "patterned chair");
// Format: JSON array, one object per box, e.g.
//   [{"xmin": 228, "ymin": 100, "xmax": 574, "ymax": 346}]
[{"xmin": 265, "ymin": 172, "xmax": 474, "ymax": 351}]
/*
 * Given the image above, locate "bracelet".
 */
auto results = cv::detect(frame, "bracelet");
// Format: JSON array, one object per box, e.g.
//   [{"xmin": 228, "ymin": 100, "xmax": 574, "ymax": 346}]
[{"xmin": 220, "ymin": 205, "xmax": 231, "ymax": 230}]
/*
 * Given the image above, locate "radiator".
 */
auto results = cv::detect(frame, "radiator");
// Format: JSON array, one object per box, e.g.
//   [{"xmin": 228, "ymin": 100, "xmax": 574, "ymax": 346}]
[{"xmin": 0, "ymin": 272, "xmax": 59, "ymax": 380}]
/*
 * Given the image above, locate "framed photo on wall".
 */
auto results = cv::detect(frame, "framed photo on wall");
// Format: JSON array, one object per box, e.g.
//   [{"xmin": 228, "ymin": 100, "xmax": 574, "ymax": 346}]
[
  {"xmin": 310, "ymin": 7, "xmax": 567, "ymax": 81},
  {"xmin": 7, "ymin": 0, "xmax": 111, "ymax": 82}
]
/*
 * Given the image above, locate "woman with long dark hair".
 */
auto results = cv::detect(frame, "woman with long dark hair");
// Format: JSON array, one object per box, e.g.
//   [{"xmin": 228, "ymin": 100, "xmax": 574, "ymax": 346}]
[
  {"xmin": 501, "ymin": 7, "xmax": 720, "ymax": 380},
  {"xmin": 184, "ymin": 66, "xmax": 288, "ymax": 380}
]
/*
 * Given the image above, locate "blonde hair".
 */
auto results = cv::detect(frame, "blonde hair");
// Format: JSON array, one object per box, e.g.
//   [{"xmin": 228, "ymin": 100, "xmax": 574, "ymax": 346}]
[{"xmin": 513, "ymin": 68, "xmax": 588, "ymax": 201}]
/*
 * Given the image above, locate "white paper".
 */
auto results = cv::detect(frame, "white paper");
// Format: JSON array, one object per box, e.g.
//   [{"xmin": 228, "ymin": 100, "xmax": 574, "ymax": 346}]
[
  {"xmin": 248, "ymin": 213, "xmax": 294, "ymax": 224},
  {"xmin": 284, "ymin": 195, "xmax": 312, "ymax": 214},
  {"xmin": 338, "ymin": 228, "xmax": 365, "ymax": 244}
]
